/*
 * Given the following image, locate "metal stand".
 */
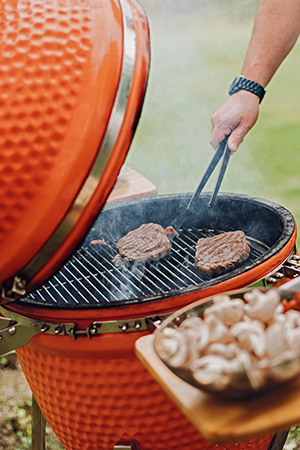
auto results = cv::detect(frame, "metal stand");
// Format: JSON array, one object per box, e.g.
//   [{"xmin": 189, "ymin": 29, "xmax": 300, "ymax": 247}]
[
  {"xmin": 269, "ymin": 431, "xmax": 289, "ymax": 450},
  {"xmin": 31, "ymin": 394, "xmax": 46, "ymax": 450}
]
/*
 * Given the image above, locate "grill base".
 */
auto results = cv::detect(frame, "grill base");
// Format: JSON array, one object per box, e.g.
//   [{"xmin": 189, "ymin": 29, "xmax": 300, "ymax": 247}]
[{"xmin": 17, "ymin": 341, "xmax": 275, "ymax": 450}]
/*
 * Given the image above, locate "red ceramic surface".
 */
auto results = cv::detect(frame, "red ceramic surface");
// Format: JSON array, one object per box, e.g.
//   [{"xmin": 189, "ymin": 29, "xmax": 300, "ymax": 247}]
[{"xmin": 16, "ymin": 332, "xmax": 274, "ymax": 450}]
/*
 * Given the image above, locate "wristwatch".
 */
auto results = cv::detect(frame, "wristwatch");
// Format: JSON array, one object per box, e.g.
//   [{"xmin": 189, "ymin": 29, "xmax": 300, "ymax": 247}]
[{"xmin": 228, "ymin": 75, "xmax": 266, "ymax": 103}]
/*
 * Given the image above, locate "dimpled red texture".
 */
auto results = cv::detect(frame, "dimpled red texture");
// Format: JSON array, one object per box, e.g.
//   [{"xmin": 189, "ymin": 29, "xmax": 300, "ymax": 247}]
[
  {"xmin": 16, "ymin": 344, "xmax": 273, "ymax": 450},
  {"xmin": 0, "ymin": 0, "xmax": 123, "ymax": 283}
]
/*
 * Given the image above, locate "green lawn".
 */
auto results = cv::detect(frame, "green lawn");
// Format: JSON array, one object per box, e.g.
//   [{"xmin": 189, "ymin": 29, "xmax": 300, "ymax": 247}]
[{"xmin": 126, "ymin": 0, "xmax": 300, "ymax": 246}]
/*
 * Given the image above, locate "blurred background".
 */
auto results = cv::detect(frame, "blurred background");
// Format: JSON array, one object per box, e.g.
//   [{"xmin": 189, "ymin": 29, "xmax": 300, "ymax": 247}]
[{"xmin": 126, "ymin": 0, "xmax": 300, "ymax": 247}]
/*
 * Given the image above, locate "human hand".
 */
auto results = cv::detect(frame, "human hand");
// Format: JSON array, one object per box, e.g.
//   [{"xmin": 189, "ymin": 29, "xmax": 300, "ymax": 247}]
[{"xmin": 210, "ymin": 90, "xmax": 260, "ymax": 152}]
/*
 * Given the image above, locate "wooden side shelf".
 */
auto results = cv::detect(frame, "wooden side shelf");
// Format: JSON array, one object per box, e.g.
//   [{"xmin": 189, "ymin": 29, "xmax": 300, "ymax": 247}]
[{"xmin": 107, "ymin": 166, "xmax": 157, "ymax": 203}]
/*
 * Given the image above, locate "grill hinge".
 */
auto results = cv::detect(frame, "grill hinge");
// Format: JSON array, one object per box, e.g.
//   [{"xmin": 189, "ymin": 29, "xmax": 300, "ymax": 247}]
[
  {"xmin": 0, "ymin": 311, "xmax": 76, "ymax": 356},
  {"xmin": 0, "ymin": 306, "xmax": 171, "ymax": 356},
  {"xmin": 1, "ymin": 276, "xmax": 27, "ymax": 304}
]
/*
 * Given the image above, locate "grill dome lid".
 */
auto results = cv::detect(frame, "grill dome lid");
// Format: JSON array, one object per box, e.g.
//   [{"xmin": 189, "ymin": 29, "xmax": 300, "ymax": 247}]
[{"xmin": 0, "ymin": 0, "xmax": 150, "ymax": 303}]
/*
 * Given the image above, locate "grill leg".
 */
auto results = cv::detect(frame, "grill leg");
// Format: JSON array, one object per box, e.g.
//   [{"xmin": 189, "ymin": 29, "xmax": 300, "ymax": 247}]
[
  {"xmin": 114, "ymin": 439, "xmax": 140, "ymax": 450},
  {"xmin": 268, "ymin": 431, "xmax": 289, "ymax": 450},
  {"xmin": 32, "ymin": 394, "xmax": 46, "ymax": 450}
]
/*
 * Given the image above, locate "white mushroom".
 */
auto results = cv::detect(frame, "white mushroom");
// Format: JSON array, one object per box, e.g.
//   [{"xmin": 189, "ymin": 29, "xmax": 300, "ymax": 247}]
[
  {"xmin": 179, "ymin": 316, "xmax": 210, "ymax": 354},
  {"xmin": 203, "ymin": 313, "xmax": 232, "ymax": 344},
  {"xmin": 191, "ymin": 349, "xmax": 252, "ymax": 386},
  {"xmin": 280, "ymin": 310, "xmax": 300, "ymax": 351},
  {"xmin": 204, "ymin": 342, "xmax": 239, "ymax": 360},
  {"xmin": 204, "ymin": 294, "xmax": 244, "ymax": 326},
  {"xmin": 229, "ymin": 349, "xmax": 253, "ymax": 372},
  {"xmin": 244, "ymin": 289, "xmax": 281, "ymax": 324},
  {"xmin": 275, "ymin": 303, "xmax": 284, "ymax": 316},
  {"xmin": 265, "ymin": 320, "xmax": 291, "ymax": 358},
  {"xmin": 191, "ymin": 354, "xmax": 233, "ymax": 372},
  {"xmin": 230, "ymin": 319, "xmax": 266, "ymax": 358},
  {"xmin": 190, "ymin": 354, "xmax": 233, "ymax": 387},
  {"xmin": 159, "ymin": 327, "xmax": 189, "ymax": 368},
  {"xmin": 230, "ymin": 319, "xmax": 265, "ymax": 336},
  {"xmin": 284, "ymin": 309, "xmax": 300, "ymax": 329},
  {"xmin": 179, "ymin": 315, "xmax": 203, "ymax": 330}
]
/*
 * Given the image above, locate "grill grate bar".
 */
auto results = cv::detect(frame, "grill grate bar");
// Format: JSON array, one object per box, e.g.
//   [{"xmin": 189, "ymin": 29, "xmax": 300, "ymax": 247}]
[
  {"xmin": 79, "ymin": 247, "xmax": 158, "ymax": 298},
  {"xmin": 154, "ymin": 255, "xmax": 200, "ymax": 288},
  {"xmin": 85, "ymin": 246, "xmax": 185, "ymax": 295},
  {"xmin": 32, "ymin": 278, "xmax": 74, "ymax": 304},
  {"xmin": 30, "ymin": 280, "xmax": 61, "ymax": 304},
  {"xmin": 54, "ymin": 264, "xmax": 107, "ymax": 304},
  {"xmin": 133, "ymin": 263, "xmax": 178, "ymax": 292},
  {"xmin": 171, "ymin": 235, "xmax": 203, "ymax": 274},
  {"xmin": 246, "ymin": 236, "xmax": 269, "ymax": 258},
  {"xmin": 149, "ymin": 261, "xmax": 191, "ymax": 289},
  {"xmin": 51, "ymin": 271, "xmax": 90, "ymax": 304},
  {"xmin": 167, "ymin": 250, "xmax": 204, "ymax": 284},
  {"xmin": 71, "ymin": 255, "xmax": 137, "ymax": 301},
  {"xmin": 71, "ymin": 251, "xmax": 136, "ymax": 301}
]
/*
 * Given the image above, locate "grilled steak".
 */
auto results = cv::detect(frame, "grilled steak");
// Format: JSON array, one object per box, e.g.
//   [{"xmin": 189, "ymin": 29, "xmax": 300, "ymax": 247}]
[
  {"xmin": 195, "ymin": 230, "xmax": 250, "ymax": 276},
  {"xmin": 115, "ymin": 223, "xmax": 178, "ymax": 263}
]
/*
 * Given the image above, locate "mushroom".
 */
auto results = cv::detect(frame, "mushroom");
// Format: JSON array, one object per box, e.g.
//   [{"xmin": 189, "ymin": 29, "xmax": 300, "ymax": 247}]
[
  {"xmin": 244, "ymin": 288, "xmax": 281, "ymax": 324},
  {"xmin": 203, "ymin": 294, "xmax": 244, "ymax": 326},
  {"xmin": 179, "ymin": 316, "xmax": 210, "ymax": 354},
  {"xmin": 203, "ymin": 313, "xmax": 232, "ymax": 344},
  {"xmin": 284, "ymin": 309, "xmax": 300, "ymax": 329},
  {"xmin": 191, "ymin": 348, "xmax": 252, "ymax": 386},
  {"xmin": 191, "ymin": 354, "xmax": 232, "ymax": 386},
  {"xmin": 159, "ymin": 327, "xmax": 189, "ymax": 368},
  {"xmin": 204, "ymin": 342, "xmax": 240, "ymax": 360},
  {"xmin": 265, "ymin": 320, "xmax": 290, "ymax": 358},
  {"xmin": 280, "ymin": 310, "xmax": 300, "ymax": 351},
  {"xmin": 230, "ymin": 319, "xmax": 266, "ymax": 359}
]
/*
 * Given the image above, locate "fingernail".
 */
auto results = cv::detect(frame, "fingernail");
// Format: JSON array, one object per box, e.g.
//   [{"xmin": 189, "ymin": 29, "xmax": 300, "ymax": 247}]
[{"xmin": 230, "ymin": 142, "xmax": 238, "ymax": 152}]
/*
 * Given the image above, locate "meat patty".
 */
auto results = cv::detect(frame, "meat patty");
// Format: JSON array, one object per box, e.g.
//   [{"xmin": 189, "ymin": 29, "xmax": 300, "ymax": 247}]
[
  {"xmin": 195, "ymin": 230, "xmax": 250, "ymax": 276},
  {"xmin": 115, "ymin": 223, "xmax": 178, "ymax": 263}
]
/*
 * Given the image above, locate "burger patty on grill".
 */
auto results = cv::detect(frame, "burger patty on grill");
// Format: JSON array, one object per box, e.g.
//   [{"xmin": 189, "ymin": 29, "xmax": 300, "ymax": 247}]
[
  {"xmin": 195, "ymin": 230, "xmax": 250, "ymax": 276},
  {"xmin": 115, "ymin": 223, "xmax": 178, "ymax": 263}
]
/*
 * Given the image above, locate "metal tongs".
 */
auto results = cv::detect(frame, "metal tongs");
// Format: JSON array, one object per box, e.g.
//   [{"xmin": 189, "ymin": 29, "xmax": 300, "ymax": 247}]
[{"xmin": 171, "ymin": 135, "xmax": 231, "ymax": 233}]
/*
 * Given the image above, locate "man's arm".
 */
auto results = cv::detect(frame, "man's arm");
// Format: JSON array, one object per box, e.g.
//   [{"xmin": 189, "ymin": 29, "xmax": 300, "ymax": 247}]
[{"xmin": 210, "ymin": 0, "xmax": 300, "ymax": 152}]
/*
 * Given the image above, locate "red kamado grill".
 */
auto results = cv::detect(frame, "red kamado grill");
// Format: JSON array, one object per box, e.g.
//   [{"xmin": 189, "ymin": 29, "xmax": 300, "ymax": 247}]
[{"xmin": 0, "ymin": 1, "xmax": 297, "ymax": 450}]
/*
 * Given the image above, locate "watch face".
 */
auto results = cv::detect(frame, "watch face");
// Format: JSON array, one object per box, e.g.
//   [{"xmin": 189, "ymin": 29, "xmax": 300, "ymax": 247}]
[{"xmin": 228, "ymin": 76, "xmax": 243, "ymax": 95}]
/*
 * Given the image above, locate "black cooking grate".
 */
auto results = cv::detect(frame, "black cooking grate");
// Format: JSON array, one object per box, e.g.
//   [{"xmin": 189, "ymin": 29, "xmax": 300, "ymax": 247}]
[{"xmin": 21, "ymin": 227, "xmax": 269, "ymax": 308}]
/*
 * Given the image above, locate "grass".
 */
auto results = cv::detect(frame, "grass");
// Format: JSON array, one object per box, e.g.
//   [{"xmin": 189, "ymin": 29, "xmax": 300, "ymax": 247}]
[
  {"xmin": 0, "ymin": 354, "xmax": 64, "ymax": 450},
  {"xmin": 127, "ymin": 0, "xmax": 300, "ymax": 247}
]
